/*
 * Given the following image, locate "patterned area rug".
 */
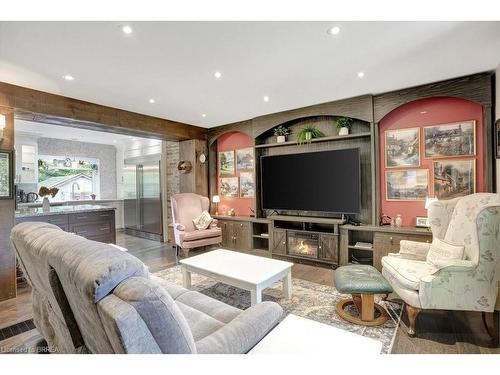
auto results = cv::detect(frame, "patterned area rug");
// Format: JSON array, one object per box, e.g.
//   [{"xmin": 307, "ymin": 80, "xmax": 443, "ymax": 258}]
[{"xmin": 153, "ymin": 266, "xmax": 402, "ymax": 354}]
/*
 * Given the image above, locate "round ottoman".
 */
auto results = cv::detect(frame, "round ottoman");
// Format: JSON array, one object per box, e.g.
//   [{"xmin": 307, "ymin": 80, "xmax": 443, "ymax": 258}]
[{"xmin": 334, "ymin": 265, "xmax": 393, "ymax": 326}]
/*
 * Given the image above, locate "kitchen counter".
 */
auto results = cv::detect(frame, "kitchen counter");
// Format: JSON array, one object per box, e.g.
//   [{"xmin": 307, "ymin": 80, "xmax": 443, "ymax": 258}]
[
  {"xmin": 15, "ymin": 205, "xmax": 117, "ymax": 244},
  {"xmin": 17, "ymin": 199, "xmax": 123, "ymax": 208},
  {"xmin": 15, "ymin": 204, "xmax": 116, "ymax": 218}
]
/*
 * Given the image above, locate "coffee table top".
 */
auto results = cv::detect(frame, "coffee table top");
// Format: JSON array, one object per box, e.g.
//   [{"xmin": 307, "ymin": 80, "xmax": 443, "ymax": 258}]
[
  {"xmin": 179, "ymin": 249, "xmax": 293, "ymax": 286},
  {"xmin": 249, "ymin": 314, "xmax": 382, "ymax": 354}
]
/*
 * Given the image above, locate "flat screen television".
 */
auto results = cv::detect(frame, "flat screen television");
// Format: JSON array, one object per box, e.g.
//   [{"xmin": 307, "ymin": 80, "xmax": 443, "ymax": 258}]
[{"xmin": 261, "ymin": 148, "xmax": 360, "ymax": 214}]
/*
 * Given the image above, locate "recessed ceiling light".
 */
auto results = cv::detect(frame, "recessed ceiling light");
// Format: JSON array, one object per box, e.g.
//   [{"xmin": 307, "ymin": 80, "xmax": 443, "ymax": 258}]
[
  {"xmin": 357, "ymin": 71, "xmax": 365, "ymax": 78},
  {"xmin": 327, "ymin": 26, "xmax": 341, "ymax": 35},
  {"xmin": 263, "ymin": 96, "xmax": 270, "ymax": 102},
  {"xmin": 122, "ymin": 25, "xmax": 133, "ymax": 35},
  {"xmin": 201, "ymin": 114, "xmax": 207, "ymax": 118},
  {"xmin": 128, "ymin": 136, "xmax": 133, "ymax": 139},
  {"xmin": 149, "ymin": 98, "xmax": 155, "ymax": 104},
  {"xmin": 113, "ymin": 140, "xmax": 117, "ymax": 143},
  {"xmin": 420, "ymin": 111, "xmax": 428, "ymax": 114},
  {"xmin": 214, "ymin": 71, "xmax": 222, "ymax": 79},
  {"xmin": 63, "ymin": 74, "xmax": 74, "ymax": 81}
]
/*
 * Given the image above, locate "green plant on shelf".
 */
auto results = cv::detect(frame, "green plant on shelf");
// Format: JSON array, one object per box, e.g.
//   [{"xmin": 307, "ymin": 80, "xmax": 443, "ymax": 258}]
[
  {"xmin": 335, "ymin": 117, "xmax": 354, "ymax": 130},
  {"xmin": 296, "ymin": 125, "xmax": 325, "ymax": 144},
  {"xmin": 273, "ymin": 125, "xmax": 291, "ymax": 136}
]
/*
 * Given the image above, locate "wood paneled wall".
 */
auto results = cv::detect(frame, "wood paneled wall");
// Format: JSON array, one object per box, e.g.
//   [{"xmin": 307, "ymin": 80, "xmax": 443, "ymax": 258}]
[
  {"xmin": 179, "ymin": 139, "xmax": 209, "ymax": 196},
  {"xmin": 0, "ymin": 109, "xmax": 16, "ymax": 301},
  {"xmin": 0, "ymin": 81, "xmax": 207, "ymax": 141}
]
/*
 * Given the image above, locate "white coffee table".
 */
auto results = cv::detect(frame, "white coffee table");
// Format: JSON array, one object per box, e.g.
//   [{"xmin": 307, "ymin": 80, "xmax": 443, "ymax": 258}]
[
  {"xmin": 249, "ymin": 314, "xmax": 383, "ymax": 354},
  {"xmin": 179, "ymin": 249, "xmax": 293, "ymax": 305}
]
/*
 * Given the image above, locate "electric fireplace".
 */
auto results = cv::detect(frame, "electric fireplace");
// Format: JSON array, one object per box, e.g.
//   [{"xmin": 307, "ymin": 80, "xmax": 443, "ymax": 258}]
[{"xmin": 287, "ymin": 231, "xmax": 319, "ymax": 258}]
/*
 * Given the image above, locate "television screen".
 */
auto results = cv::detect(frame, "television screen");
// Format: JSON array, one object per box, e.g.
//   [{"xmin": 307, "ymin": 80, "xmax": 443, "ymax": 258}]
[{"xmin": 261, "ymin": 148, "xmax": 360, "ymax": 214}]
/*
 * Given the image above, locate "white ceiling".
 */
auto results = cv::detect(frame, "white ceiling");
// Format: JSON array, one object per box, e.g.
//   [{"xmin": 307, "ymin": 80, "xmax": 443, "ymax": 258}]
[
  {"xmin": 15, "ymin": 119, "xmax": 159, "ymax": 148},
  {"xmin": 1, "ymin": 21, "xmax": 500, "ymax": 128}
]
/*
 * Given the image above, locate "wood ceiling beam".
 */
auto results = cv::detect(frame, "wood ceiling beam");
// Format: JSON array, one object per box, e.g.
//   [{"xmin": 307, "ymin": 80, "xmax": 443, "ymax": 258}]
[{"xmin": 0, "ymin": 81, "xmax": 207, "ymax": 141}]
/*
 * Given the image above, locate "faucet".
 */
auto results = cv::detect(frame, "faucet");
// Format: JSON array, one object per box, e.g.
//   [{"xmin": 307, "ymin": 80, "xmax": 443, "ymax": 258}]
[{"xmin": 71, "ymin": 182, "xmax": 80, "ymax": 200}]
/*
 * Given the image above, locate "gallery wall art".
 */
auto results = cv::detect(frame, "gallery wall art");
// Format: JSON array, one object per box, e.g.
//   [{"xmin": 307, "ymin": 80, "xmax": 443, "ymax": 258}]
[
  {"xmin": 385, "ymin": 169, "xmax": 429, "ymax": 201},
  {"xmin": 424, "ymin": 121, "xmax": 475, "ymax": 158},
  {"xmin": 433, "ymin": 159, "xmax": 475, "ymax": 199},
  {"xmin": 385, "ymin": 127, "xmax": 420, "ymax": 168}
]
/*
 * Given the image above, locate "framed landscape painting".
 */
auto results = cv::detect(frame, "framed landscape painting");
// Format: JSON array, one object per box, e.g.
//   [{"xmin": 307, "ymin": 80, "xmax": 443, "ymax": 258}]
[
  {"xmin": 218, "ymin": 151, "xmax": 235, "ymax": 176},
  {"xmin": 239, "ymin": 172, "xmax": 255, "ymax": 198},
  {"xmin": 433, "ymin": 159, "xmax": 475, "ymax": 199},
  {"xmin": 219, "ymin": 177, "xmax": 239, "ymax": 197},
  {"xmin": 236, "ymin": 147, "xmax": 254, "ymax": 171},
  {"xmin": 386, "ymin": 169, "xmax": 429, "ymax": 201},
  {"xmin": 424, "ymin": 121, "xmax": 475, "ymax": 158},
  {"xmin": 385, "ymin": 127, "xmax": 420, "ymax": 168}
]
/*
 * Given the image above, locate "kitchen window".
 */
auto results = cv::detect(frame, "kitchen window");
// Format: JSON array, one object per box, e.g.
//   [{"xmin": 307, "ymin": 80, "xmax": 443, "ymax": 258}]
[{"xmin": 38, "ymin": 155, "xmax": 100, "ymax": 201}]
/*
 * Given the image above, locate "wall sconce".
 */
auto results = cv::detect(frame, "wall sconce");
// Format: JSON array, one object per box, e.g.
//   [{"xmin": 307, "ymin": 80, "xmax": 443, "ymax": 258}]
[
  {"xmin": 0, "ymin": 114, "xmax": 6, "ymax": 142},
  {"xmin": 212, "ymin": 195, "xmax": 220, "ymax": 215}
]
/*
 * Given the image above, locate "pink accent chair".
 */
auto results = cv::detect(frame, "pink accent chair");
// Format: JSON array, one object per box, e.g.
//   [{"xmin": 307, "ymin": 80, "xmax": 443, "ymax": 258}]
[{"xmin": 171, "ymin": 193, "xmax": 222, "ymax": 255}]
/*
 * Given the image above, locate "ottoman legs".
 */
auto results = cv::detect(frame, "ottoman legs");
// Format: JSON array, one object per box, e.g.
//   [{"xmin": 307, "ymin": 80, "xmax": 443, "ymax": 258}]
[{"xmin": 336, "ymin": 293, "xmax": 389, "ymax": 327}]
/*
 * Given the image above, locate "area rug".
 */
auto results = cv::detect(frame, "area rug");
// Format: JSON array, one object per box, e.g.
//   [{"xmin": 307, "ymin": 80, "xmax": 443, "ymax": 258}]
[{"xmin": 153, "ymin": 266, "xmax": 402, "ymax": 354}]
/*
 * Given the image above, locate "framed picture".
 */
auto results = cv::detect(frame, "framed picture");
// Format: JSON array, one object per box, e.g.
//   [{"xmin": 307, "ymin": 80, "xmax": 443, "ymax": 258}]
[
  {"xmin": 415, "ymin": 216, "xmax": 430, "ymax": 228},
  {"xmin": 239, "ymin": 172, "xmax": 255, "ymax": 198},
  {"xmin": 218, "ymin": 151, "xmax": 235, "ymax": 176},
  {"xmin": 219, "ymin": 177, "xmax": 239, "ymax": 197},
  {"xmin": 236, "ymin": 147, "xmax": 254, "ymax": 171},
  {"xmin": 386, "ymin": 169, "xmax": 429, "ymax": 201},
  {"xmin": 385, "ymin": 127, "xmax": 420, "ymax": 168},
  {"xmin": 0, "ymin": 150, "xmax": 14, "ymax": 199},
  {"xmin": 424, "ymin": 121, "xmax": 475, "ymax": 158},
  {"xmin": 433, "ymin": 159, "xmax": 475, "ymax": 199}
]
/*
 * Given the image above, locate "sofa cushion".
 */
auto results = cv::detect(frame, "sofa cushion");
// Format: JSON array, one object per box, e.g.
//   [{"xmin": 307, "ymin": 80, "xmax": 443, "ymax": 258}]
[
  {"xmin": 184, "ymin": 227, "xmax": 222, "ymax": 242},
  {"xmin": 426, "ymin": 238, "xmax": 464, "ymax": 269},
  {"xmin": 176, "ymin": 290, "xmax": 241, "ymax": 324},
  {"xmin": 113, "ymin": 277, "xmax": 197, "ymax": 354},
  {"xmin": 381, "ymin": 256, "xmax": 437, "ymax": 291},
  {"xmin": 176, "ymin": 301, "xmax": 225, "ymax": 341}
]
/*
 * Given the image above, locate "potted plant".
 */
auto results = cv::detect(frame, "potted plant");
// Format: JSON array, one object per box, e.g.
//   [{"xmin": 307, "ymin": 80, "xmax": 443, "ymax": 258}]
[
  {"xmin": 336, "ymin": 117, "xmax": 354, "ymax": 136},
  {"xmin": 38, "ymin": 186, "xmax": 59, "ymax": 212},
  {"xmin": 273, "ymin": 125, "xmax": 290, "ymax": 143},
  {"xmin": 296, "ymin": 125, "xmax": 325, "ymax": 144}
]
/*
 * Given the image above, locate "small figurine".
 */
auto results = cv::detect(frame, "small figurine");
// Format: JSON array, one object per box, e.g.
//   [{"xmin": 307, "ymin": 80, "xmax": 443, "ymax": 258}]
[
  {"xmin": 228, "ymin": 208, "xmax": 236, "ymax": 216},
  {"xmin": 380, "ymin": 213, "xmax": 392, "ymax": 226}
]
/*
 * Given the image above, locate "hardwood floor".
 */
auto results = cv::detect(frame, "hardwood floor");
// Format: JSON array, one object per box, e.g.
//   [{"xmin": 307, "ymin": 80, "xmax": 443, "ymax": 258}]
[{"xmin": 0, "ymin": 231, "xmax": 497, "ymax": 354}]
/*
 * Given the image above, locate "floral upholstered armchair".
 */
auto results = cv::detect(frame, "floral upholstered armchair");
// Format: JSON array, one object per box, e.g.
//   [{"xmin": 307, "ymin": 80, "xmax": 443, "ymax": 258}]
[{"xmin": 381, "ymin": 193, "xmax": 500, "ymax": 338}]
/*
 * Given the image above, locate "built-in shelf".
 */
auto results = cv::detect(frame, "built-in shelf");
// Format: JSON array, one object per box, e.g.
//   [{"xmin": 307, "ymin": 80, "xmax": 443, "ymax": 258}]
[
  {"xmin": 254, "ymin": 132, "xmax": 372, "ymax": 149},
  {"xmin": 252, "ymin": 234, "xmax": 269, "ymax": 239},
  {"xmin": 347, "ymin": 245, "xmax": 373, "ymax": 251}
]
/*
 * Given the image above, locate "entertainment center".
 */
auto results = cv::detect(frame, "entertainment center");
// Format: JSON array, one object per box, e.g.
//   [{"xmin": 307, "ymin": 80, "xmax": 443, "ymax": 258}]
[{"xmin": 208, "ymin": 72, "xmax": 495, "ymax": 270}]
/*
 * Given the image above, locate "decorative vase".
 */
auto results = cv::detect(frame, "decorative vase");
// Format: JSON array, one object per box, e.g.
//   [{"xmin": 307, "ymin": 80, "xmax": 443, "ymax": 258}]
[
  {"xmin": 42, "ymin": 197, "xmax": 50, "ymax": 212},
  {"xmin": 276, "ymin": 135, "xmax": 286, "ymax": 143},
  {"xmin": 395, "ymin": 214, "xmax": 403, "ymax": 228},
  {"xmin": 305, "ymin": 132, "xmax": 312, "ymax": 141},
  {"xmin": 338, "ymin": 127, "xmax": 349, "ymax": 136}
]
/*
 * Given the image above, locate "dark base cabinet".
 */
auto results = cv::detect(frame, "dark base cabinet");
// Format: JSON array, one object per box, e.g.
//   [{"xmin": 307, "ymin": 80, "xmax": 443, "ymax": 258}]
[{"xmin": 16, "ymin": 209, "xmax": 116, "ymax": 244}]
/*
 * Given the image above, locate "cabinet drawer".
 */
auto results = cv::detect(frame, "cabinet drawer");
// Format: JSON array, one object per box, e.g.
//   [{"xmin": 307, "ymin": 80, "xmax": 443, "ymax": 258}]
[
  {"xmin": 70, "ymin": 222, "xmax": 112, "ymax": 238},
  {"xmin": 69, "ymin": 210, "xmax": 114, "ymax": 224},
  {"xmin": 16, "ymin": 214, "xmax": 69, "ymax": 226},
  {"xmin": 373, "ymin": 232, "xmax": 431, "ymax": 270},
  {"xmin": 319, "ymin": 233, "xmax": 338, "ymax": 263}
]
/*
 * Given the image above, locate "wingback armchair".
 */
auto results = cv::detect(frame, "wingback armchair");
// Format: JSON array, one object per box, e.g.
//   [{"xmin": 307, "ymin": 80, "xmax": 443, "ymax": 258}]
[
  {"xmin": 381, "ymin": 193, "xmax": 500, "ymax": 338},
  {"xmin": 171, "ymin": 193, "xmax": 222, "ymax": 255}
]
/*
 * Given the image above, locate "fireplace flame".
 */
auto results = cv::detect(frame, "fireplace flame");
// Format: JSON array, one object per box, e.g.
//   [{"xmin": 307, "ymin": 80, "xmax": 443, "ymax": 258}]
[{"xmin": 297, "ymin": 240, "xmax": 314, "ymax": 255}]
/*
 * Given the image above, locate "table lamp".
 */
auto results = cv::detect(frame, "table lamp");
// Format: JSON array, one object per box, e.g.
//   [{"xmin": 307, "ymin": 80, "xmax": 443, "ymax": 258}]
[{"xmin": 212, "ymin": 195, "xmax": 220, "ymax": 215}]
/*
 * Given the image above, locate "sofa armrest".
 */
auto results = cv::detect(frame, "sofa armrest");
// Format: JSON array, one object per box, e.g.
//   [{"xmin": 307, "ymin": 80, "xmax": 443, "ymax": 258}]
[
  {"xmin": 174, "ymin": 223, "xmax": 186, "ymax": 231},
  {"xmin": 195, "ymin": 301, "xmax": 283, "ymax": 354},
  {"xmin": 429, "ymin": 259, "xmax": 476, "ymax": 274},
  {"xmin": 398, "ymin": 240, "xmax": 431, "ymax": 261}
]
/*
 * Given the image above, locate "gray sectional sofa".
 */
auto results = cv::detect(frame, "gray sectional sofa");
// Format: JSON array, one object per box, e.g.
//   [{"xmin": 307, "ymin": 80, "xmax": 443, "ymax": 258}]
[{"xmin": 10, "ymin": 222, "xmax": 283, "ymax": 353}]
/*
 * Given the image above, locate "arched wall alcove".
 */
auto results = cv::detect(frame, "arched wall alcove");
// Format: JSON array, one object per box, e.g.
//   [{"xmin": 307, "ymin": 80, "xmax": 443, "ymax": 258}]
[
  {"xmin": 378, "ymin": 96, "xmax": 486, "ymax": 226},
  {"xmin": 211, "ymin": 131, "xmax": 255, "ymax": 216}
]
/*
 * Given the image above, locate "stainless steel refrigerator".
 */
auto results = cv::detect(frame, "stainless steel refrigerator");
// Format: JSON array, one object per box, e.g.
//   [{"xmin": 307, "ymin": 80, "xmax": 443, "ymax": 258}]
[{"xmin": 123, "ymin": 156, "xmax": 163, "ymax": 241}]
